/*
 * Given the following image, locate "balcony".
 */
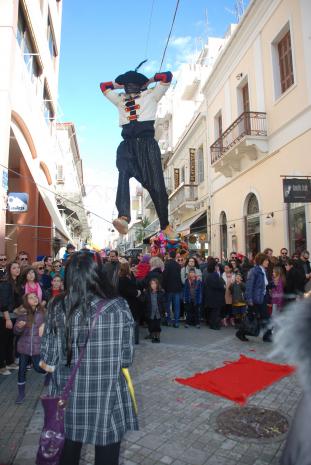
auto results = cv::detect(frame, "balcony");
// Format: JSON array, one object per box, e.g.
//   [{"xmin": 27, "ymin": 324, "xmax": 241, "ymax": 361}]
[
  {"xmin": 169, "ymin": 183, "xmax": 198, "ymax": 215},
  {"xmin": 210, "ymin": 111, "xmax": 268, "ymax": 177}
]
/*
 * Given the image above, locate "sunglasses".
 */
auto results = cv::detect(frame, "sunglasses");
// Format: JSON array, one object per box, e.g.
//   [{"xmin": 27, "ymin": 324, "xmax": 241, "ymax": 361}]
[
  {"xmin": 281, "ymin": 252, "xmax": 287, "ymax": 255},
  {"xmin": 20, "ymin": 257, "xmax": 28, "ymax": 261},
  {"xmin": 38, "ymin": 267, "xmax": 44, "ymax": 270},
  {"xmin": 0, "ymin": 258, "xmax": 7, "ymax": 261},
  {"xmin": 54, "ymin": 264, "xmax": 61, "ymax": 268}
]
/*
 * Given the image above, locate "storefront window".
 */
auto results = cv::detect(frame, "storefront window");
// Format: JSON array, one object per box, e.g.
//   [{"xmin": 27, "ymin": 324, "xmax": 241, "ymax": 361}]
[
  {"xmin": 245, "ymin": 194, "xmax": 260, "ymax": 259},
  {"xmin": 220, "ymin": 212, "xmax": 227, "ymax": 259},
  {"xmin": 288, "ymin": 204, "xmax": 306, "ymax": 254}
]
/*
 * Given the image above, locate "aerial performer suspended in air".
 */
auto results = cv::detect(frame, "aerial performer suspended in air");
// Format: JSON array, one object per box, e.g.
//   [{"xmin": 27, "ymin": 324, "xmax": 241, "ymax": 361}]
[{"xmin": 100, "ymin": 60, "xmax": 176, "ymax": 239}]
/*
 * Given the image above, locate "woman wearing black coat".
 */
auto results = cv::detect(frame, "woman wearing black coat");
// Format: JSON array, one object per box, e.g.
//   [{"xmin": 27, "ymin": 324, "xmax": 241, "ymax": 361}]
[
  {"xmin": 118, "ymin": 262, "xmax": 141, "ymax": 344},
  {"xmin": 203, "ymin": 259, "xmax": 225, "ymax": 329},
  {"xmin": 0, "ymin": 261, "xmax": 23, "ymax": 374}
]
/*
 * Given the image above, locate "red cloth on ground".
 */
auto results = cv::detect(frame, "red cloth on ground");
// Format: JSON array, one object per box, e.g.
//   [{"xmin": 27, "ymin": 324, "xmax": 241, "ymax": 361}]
[
  {"xmin": 136, "ymin": 262, "xmax": 150, "ymax": 279},
  {"xmin": 175, "ymin": 355, "xmax": 295, "ymax": 405}
]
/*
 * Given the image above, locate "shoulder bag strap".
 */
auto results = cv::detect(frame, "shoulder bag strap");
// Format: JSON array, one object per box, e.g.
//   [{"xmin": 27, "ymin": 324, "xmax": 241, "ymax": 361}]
[{"xmin": 60, "ymin": 298, "xmax": 108, "ymax": 403}]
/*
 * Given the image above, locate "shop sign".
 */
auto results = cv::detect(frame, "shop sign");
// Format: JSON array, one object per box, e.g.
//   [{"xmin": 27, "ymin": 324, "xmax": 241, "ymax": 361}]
[
  {"xmin": 283, "ymin": 178, "xmax": 311, "ymax": 203},
  {"xmin": 174, "ymin": 168, "xmax": 180, "ymax": 190},
  {"xmin": 189, "ymin": 148, "xmax": 196, "ymax": 183},
  {"xmin": 7, "ymin": 192, "xmax": 29, "ymax": 212}
]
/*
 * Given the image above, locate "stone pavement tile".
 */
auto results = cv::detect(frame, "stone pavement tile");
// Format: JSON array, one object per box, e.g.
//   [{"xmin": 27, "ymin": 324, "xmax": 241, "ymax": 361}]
[
  {"xmin": 136, "ymin": 432, "xmax": 168, "ymax": 450},
  {"xmin": 179, "ymin": 446, "xmax": 211, "ymax": 465}
]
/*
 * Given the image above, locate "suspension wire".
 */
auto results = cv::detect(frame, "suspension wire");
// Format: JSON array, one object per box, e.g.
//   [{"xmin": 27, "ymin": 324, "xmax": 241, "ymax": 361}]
[
  {"xmin": 1, "ymin": 158, "xmax": 292, "ymax": 232},
  {"xmin": 0, "ymin": 162, "xmax": 113, "ymax": 226},
  {"xmin": 159, "ymin": 0, "xmax": 181, "ymax": 71},
  {"xmin": 144, "ymin": 0, "xmax": 156, "ymax": 59}
]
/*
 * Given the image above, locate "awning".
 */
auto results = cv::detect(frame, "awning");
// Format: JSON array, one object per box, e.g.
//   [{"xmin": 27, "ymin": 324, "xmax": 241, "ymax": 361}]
[
  {"xmin": 10, "ymin": 120, "xmax": 72, "ymax": 241},
  {"xmin": 176, "ymin": 211, "xmax": 206, "ymax": 235},
  {"xmin": 190, "ymin": 212, "xmax": 207, "ymax": 234}
]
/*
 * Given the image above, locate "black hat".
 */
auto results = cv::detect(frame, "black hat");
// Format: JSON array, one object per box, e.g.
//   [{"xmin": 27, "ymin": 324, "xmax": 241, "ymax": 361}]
[{"xmin": 115, "ymin": 60, "xmax": 148, "ymax": 86}]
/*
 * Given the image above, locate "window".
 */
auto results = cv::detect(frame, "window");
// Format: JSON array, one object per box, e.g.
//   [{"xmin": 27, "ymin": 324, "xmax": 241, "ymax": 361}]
[
  {"xmin": 288, "ymin": 204, "xmax": 306, "ymax": 255},
  {"xmin": 47, "ymin": 12, "xmax": 57, "ymax": 59},
  {"xmin": 219, "ymin": 212, "xmax": 227, "ymax": 260},
  {"xmin": 180, "ymin": 166, "xmax": 185, "ymax": 184},
  {"xmin": 245, "ymin": 193, "xmax": 260, "ymax": 259},
  {"xmin": 17, "ymin": 6, "xmax": 40, "ymax": 82},
  {"xmin": 213, "ymin": 110, "xmax": 223, "ymax": 146},
  {"xmin": 278, "ymin": 31, "xmax": 294, "ymax": 94},
  {"xmin": 272, "ymin": 23, "xmax": 295, "ymax": 99},
  {"xmin": 197, "ymin": 146, "xmax": 204, "ymax": 184},
  {"xmin": 43, "ymin": 82, "xmax": 55, "ymax": 125}
]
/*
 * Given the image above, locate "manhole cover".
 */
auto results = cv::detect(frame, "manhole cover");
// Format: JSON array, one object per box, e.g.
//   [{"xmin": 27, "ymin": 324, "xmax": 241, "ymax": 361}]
[{"xmin": 215, "ymin": 406, "xmax": 289, "ymax": 440}]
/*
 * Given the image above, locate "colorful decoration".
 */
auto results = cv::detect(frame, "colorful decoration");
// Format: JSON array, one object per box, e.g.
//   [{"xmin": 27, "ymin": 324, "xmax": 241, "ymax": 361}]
[{"xmin": 149, "ymin": 230, "xmax": 188, "ymax": 256}]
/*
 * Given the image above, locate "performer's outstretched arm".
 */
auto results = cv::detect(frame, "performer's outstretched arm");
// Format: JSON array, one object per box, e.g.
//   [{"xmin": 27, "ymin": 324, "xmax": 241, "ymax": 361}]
[
  {"xmin": 100, "ymin": 81, "xmax": 124, "ymax": 105},
  {"xmin": 100, "ymin": 81, "xmax": 124, "ymax": 93},
  {"xmin": 147, "ymin": 71, "xmax": 173, "ymax": 101}
]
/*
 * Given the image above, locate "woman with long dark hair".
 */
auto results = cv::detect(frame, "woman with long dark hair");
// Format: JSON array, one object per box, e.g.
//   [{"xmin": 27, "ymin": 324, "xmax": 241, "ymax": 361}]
[
  {"xmin": 0, "ymin": 261, "xmax": 23, "ymax": 375},
  {"xmin": 40, "ymin": 252, "xmax": 138, "ymax": 465}
]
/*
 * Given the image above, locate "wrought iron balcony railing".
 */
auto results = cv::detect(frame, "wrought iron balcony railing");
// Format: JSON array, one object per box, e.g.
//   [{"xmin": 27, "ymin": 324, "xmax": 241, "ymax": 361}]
[
  {"xmin": 169, "ymin": 184, "xmax": 198, "ymax": 213},
  {"xmin": 210, "ymin": 111, "xmax": 267, "ymax": 165}
]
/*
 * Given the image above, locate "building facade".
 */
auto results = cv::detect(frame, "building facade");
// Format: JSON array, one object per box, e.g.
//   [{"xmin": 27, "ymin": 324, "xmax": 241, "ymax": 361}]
[
  {"xmin": 144, "ymin": 0, "xmax": 311, "ymax": 259},
  {"xmin": 0, "ymin": 0, "xmax": 83, "ymax": 260},
  {"xmin": 206, "ymin": 0, "xmax": 311, "ymax": 258}
]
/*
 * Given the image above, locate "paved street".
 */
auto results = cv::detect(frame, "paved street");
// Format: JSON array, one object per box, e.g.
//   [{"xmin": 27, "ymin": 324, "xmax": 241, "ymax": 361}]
[{"xmin": 0, "ymin": 324, "xmax": 300, "ymax": 465}]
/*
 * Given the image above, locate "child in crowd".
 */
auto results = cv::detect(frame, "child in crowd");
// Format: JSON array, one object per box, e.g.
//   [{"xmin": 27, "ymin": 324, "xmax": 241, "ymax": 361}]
[
  {"xmin": 221, "ymin": 264, "xmax": 235, "ymax": 327},
  {"xmin": 45, "ymin": 273, "xmax": 63, "ymax": 302},
  {"xmin": 145, "ymin": 278, "xmax": 165, "ymax": 343},
  {"xmin": 13, "ymin": 293, "xmax": 46, "ymax": 404},
  {"xmin": 183, "ymin": 268, "xmax": 202, "ymax": 328},
  {"xmin": 229, "ymin": 273, "xmax": 247, "ymax": 324},
  {"xmin": 21, "ymin": 266, "xmax": 42, "ymax": 302},
  {"xmin": 50, "ymin": 260, "xmax": 65, "ymax": 279},
  {"xmin": 271, "ymin": 265, "xmax": 286, "ymax": 314}
]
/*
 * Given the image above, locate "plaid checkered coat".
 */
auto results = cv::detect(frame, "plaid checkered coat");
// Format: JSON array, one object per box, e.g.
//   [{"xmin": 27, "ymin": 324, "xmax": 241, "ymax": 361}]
[{"xmin": 40, "ymin": 295, "xmax": 138, "ymax": 445}]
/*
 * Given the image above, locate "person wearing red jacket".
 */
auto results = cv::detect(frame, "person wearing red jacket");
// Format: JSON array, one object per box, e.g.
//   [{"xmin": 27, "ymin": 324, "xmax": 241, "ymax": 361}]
[{"xmin": 100, "ymin": 61, "xmax": 174, "ymax": 238}]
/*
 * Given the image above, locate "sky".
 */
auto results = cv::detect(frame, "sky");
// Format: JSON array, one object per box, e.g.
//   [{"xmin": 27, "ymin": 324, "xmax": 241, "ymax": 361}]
[{"xmin": 57, "ymin": 0, "xmax": 250, "ymax": 247}]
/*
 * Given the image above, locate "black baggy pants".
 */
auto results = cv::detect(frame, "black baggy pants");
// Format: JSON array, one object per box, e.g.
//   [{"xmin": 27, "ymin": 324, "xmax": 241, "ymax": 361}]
[
  {"xmin": 116, "ymin": 137, "xmax": 169, "ymax": 229},
  {"xmin": 60, "ymin": 439, "xmax": 121, "ymax": 465}
]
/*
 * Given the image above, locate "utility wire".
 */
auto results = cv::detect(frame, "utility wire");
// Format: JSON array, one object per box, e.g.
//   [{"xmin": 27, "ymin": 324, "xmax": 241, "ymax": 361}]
[
  {"xmin": 2, "ymin": 159, "xmax": 292, "ymax": 232},
  {"xmin": 0, "ymin": 162, "xmax": 113, "ymax": 226},
  {"xmin": 159, "ymin": 0, "xmax": 181, "ymax": 71},
  {"xmin": 144, "ymin": 0, "xmax": 156, "ymax": 59}
]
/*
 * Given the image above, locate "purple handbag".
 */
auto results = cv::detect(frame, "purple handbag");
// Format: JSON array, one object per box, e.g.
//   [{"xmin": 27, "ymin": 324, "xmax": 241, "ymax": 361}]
[{"xmin": 36, "ymin": 299, "xmax": 107, "ymax": 465}]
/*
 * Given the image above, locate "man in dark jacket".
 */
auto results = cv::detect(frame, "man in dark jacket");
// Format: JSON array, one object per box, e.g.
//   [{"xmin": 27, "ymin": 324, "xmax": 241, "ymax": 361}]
[
  {"xmin": 103, "ymin": 250, "xmax": 120, "ymax": 289},
  {"xmin": 203, "ymin": 259, "xmax": 225, "ymax": 330},
  {"xmin": 162, "ymin": 250, "xmax": 183, "ymax": 327},
  {"xmin": 284, "ymin": 259, "xmax": 305, "ymax": 303}
]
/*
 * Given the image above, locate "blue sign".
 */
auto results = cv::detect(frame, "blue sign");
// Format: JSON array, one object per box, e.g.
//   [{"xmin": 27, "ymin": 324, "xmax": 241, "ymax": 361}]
[
  {"xmin": 2, "ymin": 170, "xmax": 8, "ymax": 190},
  {"xmin": 7, "ymin": 192, "xmax": 29, "ymax": 212}
]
